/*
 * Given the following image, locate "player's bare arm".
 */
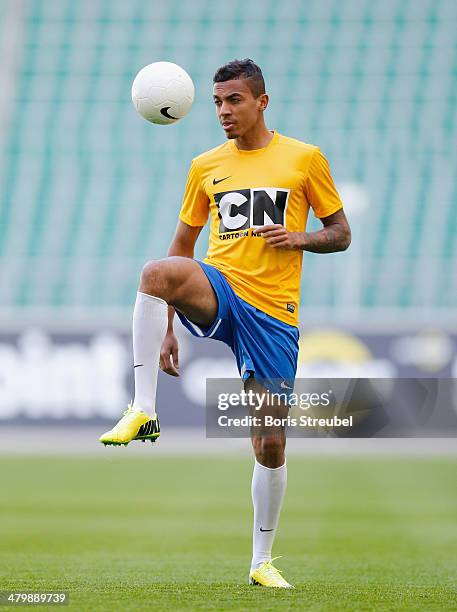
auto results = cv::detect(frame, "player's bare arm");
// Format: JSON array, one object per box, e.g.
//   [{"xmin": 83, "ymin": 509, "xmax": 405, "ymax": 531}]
[
  {"xmin": 159, "ymin": 221, "xmax": 201, "ymax": 377},
  {"xmin": 253, "ymin": 209, "xmax": 351, "ymax": 253},
  {"xmin": 159, "ymin": 221, "xmax": 201, "ymax": 376}
]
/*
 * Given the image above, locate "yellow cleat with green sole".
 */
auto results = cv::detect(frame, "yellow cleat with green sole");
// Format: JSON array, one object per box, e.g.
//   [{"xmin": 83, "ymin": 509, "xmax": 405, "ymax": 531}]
[{"xmin": 99, "ymin": 405, "xmax": 160, "ymax": 446}]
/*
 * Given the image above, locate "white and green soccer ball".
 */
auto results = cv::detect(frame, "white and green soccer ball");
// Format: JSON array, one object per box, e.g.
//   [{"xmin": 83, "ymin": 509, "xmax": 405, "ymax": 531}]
[{"xmin": 131, "ymin": 61, "xmax": 195, "ymax": 125}]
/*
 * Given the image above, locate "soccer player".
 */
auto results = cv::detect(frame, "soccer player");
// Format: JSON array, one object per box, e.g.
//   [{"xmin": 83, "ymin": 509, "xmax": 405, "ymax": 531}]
[{"xmin": 100, "ymin": 59, "xmax": 351, "ymax": 588}]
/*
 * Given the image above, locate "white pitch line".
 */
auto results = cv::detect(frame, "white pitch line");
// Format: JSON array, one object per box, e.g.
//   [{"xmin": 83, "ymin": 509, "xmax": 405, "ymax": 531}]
[{"xmin": 0, "ymin": 427, "xmax": 456, "ymax": 456}]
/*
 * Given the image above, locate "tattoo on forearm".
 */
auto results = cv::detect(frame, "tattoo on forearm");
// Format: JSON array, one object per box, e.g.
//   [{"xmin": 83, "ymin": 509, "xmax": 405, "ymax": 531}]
[{"xmin": 301, "ymin": 225, "xmax": 350, "ymax": 253}]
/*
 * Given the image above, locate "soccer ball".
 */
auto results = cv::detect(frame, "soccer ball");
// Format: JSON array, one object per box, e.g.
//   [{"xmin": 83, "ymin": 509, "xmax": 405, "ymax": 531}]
[{"xmin": 131, "ymin": 61, "xmax": 195, "ymax": 125}]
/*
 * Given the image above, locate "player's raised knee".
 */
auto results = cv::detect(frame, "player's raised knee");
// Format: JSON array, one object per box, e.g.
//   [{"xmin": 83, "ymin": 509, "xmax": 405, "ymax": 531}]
[
  {"xmin": 139, "ymin": 259, "xmax": 173, "ymax": 301},
  {"xmin": 139, "ymin": 257, "xmax": 194, "ymax": 302}
]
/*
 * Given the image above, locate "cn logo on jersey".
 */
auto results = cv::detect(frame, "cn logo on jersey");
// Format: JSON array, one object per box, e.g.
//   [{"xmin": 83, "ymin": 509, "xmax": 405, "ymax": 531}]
[{"xmin": 214, "ymin": 188, "xmax": 290, "ymax": 234}]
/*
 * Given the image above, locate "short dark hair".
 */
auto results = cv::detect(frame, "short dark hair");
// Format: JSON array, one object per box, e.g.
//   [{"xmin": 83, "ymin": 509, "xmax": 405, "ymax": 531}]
[{"xmin": 213, "ymin": 59, "xmax": 265, "ymax": 98}]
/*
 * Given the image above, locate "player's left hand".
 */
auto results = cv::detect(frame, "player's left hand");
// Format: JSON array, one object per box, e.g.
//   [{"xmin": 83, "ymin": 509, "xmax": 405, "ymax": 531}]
[{"xmin": 253, "ymin": 225, "xmax": 301, "ymax": 250}]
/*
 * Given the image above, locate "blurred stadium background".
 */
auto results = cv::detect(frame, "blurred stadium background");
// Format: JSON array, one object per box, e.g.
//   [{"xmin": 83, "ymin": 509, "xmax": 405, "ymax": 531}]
[
  {"xmin": 1, "ymin": 2, "xmax": 456, "ymax": 609},
  {"xmin": 0, "ymin": 0, "xmax": 456, "ymax": 428}
]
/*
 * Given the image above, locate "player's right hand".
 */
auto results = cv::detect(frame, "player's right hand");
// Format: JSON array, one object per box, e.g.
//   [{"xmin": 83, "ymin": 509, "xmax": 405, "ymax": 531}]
[{"xmin": 159, "ymin": 331, "xmax": 180, "ymax": 377}]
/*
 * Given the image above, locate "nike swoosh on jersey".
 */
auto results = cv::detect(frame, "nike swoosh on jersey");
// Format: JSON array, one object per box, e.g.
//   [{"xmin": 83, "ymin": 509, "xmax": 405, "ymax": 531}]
[{"xmin": 213, "ymin": 176, "xmax": 231, "ymax": 185}]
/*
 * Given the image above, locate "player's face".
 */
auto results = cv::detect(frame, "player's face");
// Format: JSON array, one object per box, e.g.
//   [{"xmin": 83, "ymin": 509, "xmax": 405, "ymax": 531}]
[{"xmin": 213, "ymin": 79, "xmax": 267, "ymax": 139}]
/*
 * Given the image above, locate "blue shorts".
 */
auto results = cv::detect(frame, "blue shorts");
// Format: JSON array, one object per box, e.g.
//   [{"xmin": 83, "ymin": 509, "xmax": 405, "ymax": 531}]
[{"xmin": 175, "ymin": 261, "xmax": 299, "ymax": 394}]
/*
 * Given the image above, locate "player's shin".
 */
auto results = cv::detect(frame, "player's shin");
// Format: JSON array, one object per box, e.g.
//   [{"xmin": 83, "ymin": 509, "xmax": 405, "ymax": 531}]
[
  {"xmin": 250, "ymin": 459, "xmax": 287, "ymax": 571},
  {"xmin": 132, "ymin": 291, "xmax": 168, "ymax": 416}
]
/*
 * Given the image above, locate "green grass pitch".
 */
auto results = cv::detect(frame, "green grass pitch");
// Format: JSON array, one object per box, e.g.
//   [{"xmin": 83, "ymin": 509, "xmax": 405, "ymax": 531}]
[{"xmin": 0, "ymin": 454, "xmax": 456, "ymax": 610}]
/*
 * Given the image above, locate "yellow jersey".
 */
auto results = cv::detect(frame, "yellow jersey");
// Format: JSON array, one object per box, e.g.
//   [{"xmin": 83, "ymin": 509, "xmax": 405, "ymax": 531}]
[{"xmin": 179, "ymin": 131, "xmax": 343, "ymax": 326}]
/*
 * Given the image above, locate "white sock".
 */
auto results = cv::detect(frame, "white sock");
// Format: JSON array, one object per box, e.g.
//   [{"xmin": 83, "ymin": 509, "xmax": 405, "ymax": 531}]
[
  {"xmin": 251, "ymin": 459, "xmax": 287, "ymax": 571},
  {"xmin": 131, "ymin": 291, "xmax": 168, "ymax": 417}
]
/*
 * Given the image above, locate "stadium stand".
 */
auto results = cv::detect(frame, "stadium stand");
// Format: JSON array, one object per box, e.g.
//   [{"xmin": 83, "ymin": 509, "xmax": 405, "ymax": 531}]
[{"xmin": 0, "ymin": 0, "xmax": 455, "ymax": 314}]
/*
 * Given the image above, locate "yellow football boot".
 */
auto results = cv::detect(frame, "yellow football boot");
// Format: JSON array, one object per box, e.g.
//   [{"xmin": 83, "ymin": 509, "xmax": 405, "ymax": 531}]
[
  {"xmin": 249, "ymin": 557, "xmax": 294, "ymax": 589},
  {"xmin": 99, "ymin": 405, "xmax": 160, "ymax": 446}
]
